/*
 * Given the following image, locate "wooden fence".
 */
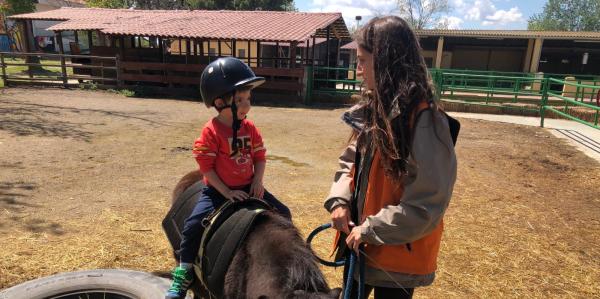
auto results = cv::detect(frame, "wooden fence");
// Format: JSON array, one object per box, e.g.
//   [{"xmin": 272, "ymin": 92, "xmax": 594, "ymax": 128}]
[{"xmin": 0, "ymin": 52, "xmax": 306, "ymax": 96}]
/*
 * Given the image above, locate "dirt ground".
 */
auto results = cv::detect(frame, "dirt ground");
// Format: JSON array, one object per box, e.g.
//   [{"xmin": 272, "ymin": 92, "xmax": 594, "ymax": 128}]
[{"xmin": 1, "ymin": 88, "xmax": 599, "ymax": 298}]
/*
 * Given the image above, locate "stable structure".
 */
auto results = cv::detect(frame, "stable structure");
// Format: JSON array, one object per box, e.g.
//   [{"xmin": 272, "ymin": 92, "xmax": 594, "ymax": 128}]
[
  {"xmin": 342, "ymin": 30, "xmax": 600, "ymax": 76},
  {"xmin": 8, "ymin": 7, "xmax": 351, "ymax": 98}
]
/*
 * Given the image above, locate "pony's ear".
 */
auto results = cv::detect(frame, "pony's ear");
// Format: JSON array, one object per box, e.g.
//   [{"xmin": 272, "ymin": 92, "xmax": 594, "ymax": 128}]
[{"xmin": 329, "ymin": 288, "xmax": 342, "ymax": 299}]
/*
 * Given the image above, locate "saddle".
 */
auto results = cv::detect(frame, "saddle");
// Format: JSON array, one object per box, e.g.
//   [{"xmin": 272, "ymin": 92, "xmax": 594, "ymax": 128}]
[
  {"xmin": 196, "ymin": 199, "xmax": 272, "ymax": 298},
  {"xmin": 161, "ymin": 182, "xmax": 272, "ymax": 299}
]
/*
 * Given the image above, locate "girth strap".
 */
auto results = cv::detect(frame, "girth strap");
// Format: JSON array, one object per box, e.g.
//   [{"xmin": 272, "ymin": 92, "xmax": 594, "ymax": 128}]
[{"xmin": 196, "ymin": 199, "xmax": 272, "ymax": 298}]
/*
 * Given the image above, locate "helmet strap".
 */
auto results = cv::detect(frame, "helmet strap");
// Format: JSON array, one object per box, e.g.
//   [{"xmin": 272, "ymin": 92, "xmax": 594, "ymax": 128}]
[{"xmin": 230, "ymin": 92, "xmax": 242, "ymax": 158}]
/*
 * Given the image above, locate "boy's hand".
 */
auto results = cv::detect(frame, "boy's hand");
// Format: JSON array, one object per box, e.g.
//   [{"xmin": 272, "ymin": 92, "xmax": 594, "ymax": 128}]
[
  {"xmin": 249, "ymin": 178, "xmax": 264, "ymax": 199},
  {"xmin": 226, "ymin": 189, "xmax": 249, "ymax": 201}
]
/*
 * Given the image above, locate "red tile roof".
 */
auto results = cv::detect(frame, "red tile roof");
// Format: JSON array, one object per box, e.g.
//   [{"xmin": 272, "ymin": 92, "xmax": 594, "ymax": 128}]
[
  {"xmin": 341, "ymin": 41, "xmax": 356, "ymax": 50},
  {"xmin": 10, "ymin": 8, "xmax": 350, "ymax": 42}
]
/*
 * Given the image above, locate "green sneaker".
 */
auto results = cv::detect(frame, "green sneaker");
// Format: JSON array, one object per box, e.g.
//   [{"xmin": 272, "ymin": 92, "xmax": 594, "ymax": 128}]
[{"xmin": 165, "ymin": 266, "xmax": 194, "ymax": 299}]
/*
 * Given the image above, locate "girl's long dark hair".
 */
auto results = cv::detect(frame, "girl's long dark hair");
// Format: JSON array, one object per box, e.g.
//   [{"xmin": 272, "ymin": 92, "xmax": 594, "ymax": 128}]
[{"xmin": 355, "ymin": 16, "xmax": 436, "ymax": 182}]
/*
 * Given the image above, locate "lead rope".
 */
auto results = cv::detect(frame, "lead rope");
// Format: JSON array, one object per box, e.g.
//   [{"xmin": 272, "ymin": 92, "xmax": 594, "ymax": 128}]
[{"xmin": 307, "ymin": 223, "xmax": 411, "ymax": 298}]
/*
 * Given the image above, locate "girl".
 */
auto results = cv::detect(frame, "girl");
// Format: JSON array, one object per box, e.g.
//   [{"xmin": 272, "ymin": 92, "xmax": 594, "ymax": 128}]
[{"xmin": 324, "ymin": 16, "xmax": 458, "ymax": 299}]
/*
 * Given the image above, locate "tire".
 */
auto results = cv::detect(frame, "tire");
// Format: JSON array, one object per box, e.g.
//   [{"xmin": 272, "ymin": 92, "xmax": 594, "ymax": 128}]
[{"xmin": 0, "ymin": 269, "xmax": 192, "ymax": 299}]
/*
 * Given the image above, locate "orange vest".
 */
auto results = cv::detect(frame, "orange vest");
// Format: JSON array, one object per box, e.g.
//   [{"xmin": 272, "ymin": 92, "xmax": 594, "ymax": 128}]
[{"xmin": 359, "ymin": 101, "xmax": 443, "ymax": 275}]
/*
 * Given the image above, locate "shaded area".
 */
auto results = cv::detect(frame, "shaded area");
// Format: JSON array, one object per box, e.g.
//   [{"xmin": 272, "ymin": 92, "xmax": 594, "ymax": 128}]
[
  {"xmin": 0, "ymin": 181, "xmax": 65, "ymax": 236},
  {"xmin": 0, "ymin": 181, "xmax": 40, "ymax": 212},
  {"xmin": 0, "ymin": 99, "xmax": 167, "ymax": 141},
  {"xmin": 555, "ymin": 129, "xmax": 600, "ymax": 155}
]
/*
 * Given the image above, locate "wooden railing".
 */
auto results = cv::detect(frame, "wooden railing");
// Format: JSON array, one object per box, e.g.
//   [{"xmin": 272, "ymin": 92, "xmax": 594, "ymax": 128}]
[
  {"xmin": 0, "ymin": 52, "xmax": 118, "ymax": 87},
  {"xmin": 0, "ymin": 52, "xmax": 306, "ymax": 95}
]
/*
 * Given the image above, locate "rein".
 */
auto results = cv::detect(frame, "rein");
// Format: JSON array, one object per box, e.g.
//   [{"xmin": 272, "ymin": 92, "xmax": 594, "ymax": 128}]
[{"xmin": 306, "ymin": 223, "xmax": 364, "ymax": 299}]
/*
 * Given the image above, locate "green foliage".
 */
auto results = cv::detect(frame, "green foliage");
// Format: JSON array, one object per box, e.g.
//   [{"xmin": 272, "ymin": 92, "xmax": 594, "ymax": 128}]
[
  {"xmin": 86, "ymin": 0, "xmax": 131, "ymax": 9},
  {"xmin": 119, "ymin": 89, "xmax": 136, "ymax": 97},
  {"xmin": 0, "ymin": 0, "xmax": 36, "ymax": 16},
  {"xmin": 528, "ymin": 0, "xmax": 600, "ymax": 31}
]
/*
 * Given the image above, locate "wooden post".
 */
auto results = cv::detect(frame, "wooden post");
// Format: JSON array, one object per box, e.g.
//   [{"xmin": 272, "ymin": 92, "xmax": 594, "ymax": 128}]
[
  {"xmin": 523, "ymin": 39, "xmax": 534, "ymax": 72},
  {"xmin": 158, "ymin": 37, "xmax": 164, "ymax": 62},
  {"xmin": 186, "ymin": 38, "xmax": 191, "ymax": 64},
  {"xmin": 257, "ymin": 41, "xmax": 261, "ymax": 67},
  {"xmin": 305, "ymin": 39, "xmax": 310, "ymax": 65},
  {"xmin": 275, "ymin": 41, "xmax": 279, "ymax": 68},
  {"xmin": 56, "ymin": 31, "xmax": 68, "ymax": 87},
  {"xmin": 88, "ymin": 31, "xmax": 93, "ymax": 49},
  {"xmin": 232, "ymin": 39, "xmax": 236, "ymax": 57},
  {"xmin": 326, "ymin": 27, "xmax": 330, "ymax": 67},
  {"xmin": 435, "ymin": 36, "xmax": 444, "ymax": 69},
  {"xmin": 1, "ymin": 53, "xmax": 7, "ymax": 87},
  {"xmin": 530, "ymin": 38, "xmax": 543, "ymax": 73},
  {"xmin": 290, "ymin": 41, "xmax": 297, "ymax": 68},
  {"xmin": 116, "ymin": 54, "xmax": 122, "ymax": 87},
  {"xmin": 335, "ymin": 38, "xmax": 341, "ymax": 69},
  {"xmin": 74, "ymin": 30, "xmax": 79, "ymax": 45},
  {"xmin": 312, "ymin": 36, "xmax": 316, "ymax": 66},
  {"xmin": 218, "ymin": 39, "xmax": 222, "ymax": 57},
  {"xmin": 200, "ymin": 39, "xmax": 204, "ymax": 57},
  {"xmin": 193, "ymin": 40, "xmax": 197, "ymax": 56},
  {"xmin": 119, "ymin": 36, "xmax": 125, "ymax": 59},
  {"xmin": 247, "ymin": 40, "xmax": 251, "ymax": 64}
]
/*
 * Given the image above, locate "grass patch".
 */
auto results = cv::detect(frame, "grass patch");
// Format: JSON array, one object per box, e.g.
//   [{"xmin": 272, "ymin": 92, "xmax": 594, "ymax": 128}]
[{"xmin": 0, "ymin": 57, "xmax": 74, "ymax": 88}]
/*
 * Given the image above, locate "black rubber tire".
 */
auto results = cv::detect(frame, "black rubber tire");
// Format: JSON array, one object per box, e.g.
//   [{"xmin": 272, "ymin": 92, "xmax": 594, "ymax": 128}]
[{"xmin": 0, "ymin": 269, "xmax": 191, "ymax": 299}]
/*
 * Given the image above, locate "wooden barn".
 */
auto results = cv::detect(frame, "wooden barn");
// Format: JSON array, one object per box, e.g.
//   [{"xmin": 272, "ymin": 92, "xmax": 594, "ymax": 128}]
[{"xmin": 7, "ymin": 8, "xmax": 351, "ymax": 99}]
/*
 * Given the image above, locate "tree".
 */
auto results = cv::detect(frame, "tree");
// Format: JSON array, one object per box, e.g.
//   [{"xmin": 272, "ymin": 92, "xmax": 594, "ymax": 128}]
[
  {"xmin": 86, "ymin": 0, "xmax": 134, "ymax": 9},
  {"xmin": 87, "ymin": 0, "xmax": 296, "ymax": 11},
  {"xmin": 528, "ymin": 0, "xmax": 600, "ymax": 31},
  {"xmin": 0, "ymin": 0, "xmax": 36, "ymax": 16},
  {"xmin": 396, "ymin": 0, "xmax": 450, "ymax": 29}
]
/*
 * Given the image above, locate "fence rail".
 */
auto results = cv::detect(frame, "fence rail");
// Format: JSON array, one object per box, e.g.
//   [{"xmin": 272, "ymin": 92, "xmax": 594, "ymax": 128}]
[
  {"xmin": 0, "ymin": 52, "xmax": 306, "ymax": 97},
  {"xmin": 311, "ymin": 66, "xmax": 362, "ymax": 96},
  {"xmin": 541, "ymin": 78, "xmax": 600, "ymax": 129},
  {"xmin": 0, "ymin": 51, "xmax": 118, "ymax": 88}
]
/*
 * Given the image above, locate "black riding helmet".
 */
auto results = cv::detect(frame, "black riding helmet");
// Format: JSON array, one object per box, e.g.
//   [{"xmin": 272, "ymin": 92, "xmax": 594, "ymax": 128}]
[
  {"xmin": 200, "ymin": 57, "xmax": 265, "ymax": 108},
  {"xmin": 200, "ymin": 57, "xmax": 265, "ymax": 157}
]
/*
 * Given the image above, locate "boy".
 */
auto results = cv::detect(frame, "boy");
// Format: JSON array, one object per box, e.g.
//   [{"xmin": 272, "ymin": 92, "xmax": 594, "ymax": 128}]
[{"xmin": 166, "ymin": 57, "xmax": 292, "ymax": 299}]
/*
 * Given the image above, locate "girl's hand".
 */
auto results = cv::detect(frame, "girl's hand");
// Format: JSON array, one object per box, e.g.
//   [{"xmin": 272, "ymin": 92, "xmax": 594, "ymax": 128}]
[
  {"xmin": 249, "ymin": 178, "xmax": 264, "ymax": 199},
  {"xmin": 345, "ymin": 226, "xmax": 363, "ymax": 254},
  {"xmin": 331, "ymin": 205, "xmax": 353, "ymax": 234},
  {"xmin": 227, "ymin": 189, "xmax": 249, "ymax": 201}
]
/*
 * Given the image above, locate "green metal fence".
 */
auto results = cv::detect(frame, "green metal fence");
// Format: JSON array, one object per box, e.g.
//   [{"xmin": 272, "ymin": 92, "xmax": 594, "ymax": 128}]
[
  {"xmin": 311, "ymin": 66, "xmax": 362, "ymax": 96},
  {"xmin": 541, "ymin": 78, "xmax": 600, "ymax": 129},
  {"xmin": 308, "ymin": 66, "xmax": 600, "ymax": 129}
]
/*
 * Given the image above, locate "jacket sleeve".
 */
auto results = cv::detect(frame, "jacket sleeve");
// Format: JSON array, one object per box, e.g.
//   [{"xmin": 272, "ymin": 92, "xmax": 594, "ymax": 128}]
[
  {"xmin": 359, "ymin": 110, "xmax": 457, "ymax": 245},
  {"xmin": 248, "ymin": 121, "xmax": 266, "ymax": 163},
  {"xmin": 323, "ymin": 139, "xmax": 357, "ymax": 212},
  {"xmin": 193, "ymin": 127, "xmax": 218, "ymax": 173}
]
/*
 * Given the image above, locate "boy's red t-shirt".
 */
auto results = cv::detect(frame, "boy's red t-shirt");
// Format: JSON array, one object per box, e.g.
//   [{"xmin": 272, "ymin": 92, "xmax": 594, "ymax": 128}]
[{"xmin": 193, "ymin": 118, "xmax": 266, "ymax": 188}]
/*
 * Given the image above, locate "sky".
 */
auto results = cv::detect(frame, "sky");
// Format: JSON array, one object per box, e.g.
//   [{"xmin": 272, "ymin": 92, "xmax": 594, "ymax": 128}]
[{"xmin": 296, "ymin": 0, "xmax": 548, "ymax": 30}]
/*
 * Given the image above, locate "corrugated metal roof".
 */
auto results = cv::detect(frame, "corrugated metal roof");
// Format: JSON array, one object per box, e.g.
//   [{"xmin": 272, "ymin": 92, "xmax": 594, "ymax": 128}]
[
  {"xmin": 10, "ymin": 8, "xmax": 350, "ymax": 42},
  {"xmin": 415, "ymin": 29, "xmax": 600, "ymax": 40}
]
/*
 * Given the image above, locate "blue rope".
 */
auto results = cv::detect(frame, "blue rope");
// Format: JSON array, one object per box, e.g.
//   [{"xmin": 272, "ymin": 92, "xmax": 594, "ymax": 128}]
[{"xmin": 307, "ymin": 223, "xmax": 365, "ymax": 299}]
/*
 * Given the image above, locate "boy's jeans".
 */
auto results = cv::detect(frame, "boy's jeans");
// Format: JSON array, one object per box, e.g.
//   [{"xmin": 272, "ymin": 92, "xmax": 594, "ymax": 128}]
[{"xmin": 178, "ymin": 185, "xmax": 291, "ymax": 264}]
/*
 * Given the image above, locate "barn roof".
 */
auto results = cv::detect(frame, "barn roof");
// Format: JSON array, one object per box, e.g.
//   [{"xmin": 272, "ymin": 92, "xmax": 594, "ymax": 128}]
[{"xmin": 10, "ymin": 8, "xmax": 351, "ymax": 42}]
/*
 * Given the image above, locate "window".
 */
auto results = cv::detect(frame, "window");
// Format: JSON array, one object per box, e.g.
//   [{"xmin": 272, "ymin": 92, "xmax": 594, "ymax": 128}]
[
  {"xmin": 238, "ymin": 49, "xmax": 246, "ymax": 58},
  {"xmin": 209, "ymin": 48, "xmax": 216, "ymax": 56}
]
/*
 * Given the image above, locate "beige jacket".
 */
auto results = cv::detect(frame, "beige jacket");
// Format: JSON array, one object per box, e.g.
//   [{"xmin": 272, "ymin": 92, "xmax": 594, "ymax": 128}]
[{"xmin": 324, "ymin": 106, "xmax": 457, "ymax": 288}]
